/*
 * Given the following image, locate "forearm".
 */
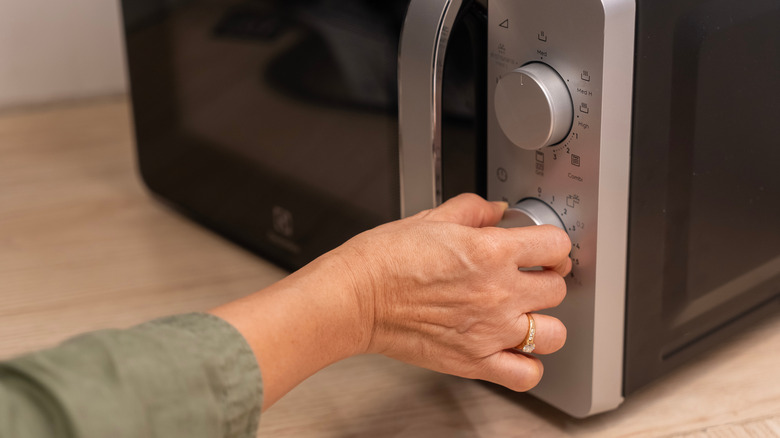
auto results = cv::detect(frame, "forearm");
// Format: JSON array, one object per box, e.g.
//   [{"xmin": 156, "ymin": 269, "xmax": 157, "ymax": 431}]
[
  {"xmin": 209, "ymin": 250, "xmax": 370, "ymax": 411},
  {"xmin": 0, "ymin": 314, "xmax": 262, "ymax": 438}
]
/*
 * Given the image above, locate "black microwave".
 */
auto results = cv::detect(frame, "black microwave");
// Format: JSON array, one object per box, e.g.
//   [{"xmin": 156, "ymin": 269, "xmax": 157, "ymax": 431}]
[{"xmin": 121, "ymin": 0, "xmax": 780, "ymax": 417}]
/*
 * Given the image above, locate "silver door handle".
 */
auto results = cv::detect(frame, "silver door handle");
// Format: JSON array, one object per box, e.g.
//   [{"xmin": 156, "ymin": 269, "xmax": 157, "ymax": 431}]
[{"xmin": 398, "ymin": 0, "xmax": 466, "ymax": 217}]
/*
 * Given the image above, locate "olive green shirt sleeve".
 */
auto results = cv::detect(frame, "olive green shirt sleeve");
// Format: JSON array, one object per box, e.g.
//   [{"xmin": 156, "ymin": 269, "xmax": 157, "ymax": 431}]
[{"xmin": 0, "ymin": 313, "xmax": 263, "ymax": 438}]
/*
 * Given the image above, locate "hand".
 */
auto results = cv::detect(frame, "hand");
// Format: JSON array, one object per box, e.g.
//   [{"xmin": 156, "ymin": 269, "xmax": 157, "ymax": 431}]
[
  {"xmin": 211, "ymin": 194, "xmax": 571, "ymax": 409},
  {"xmin": 332, "ymin": 194, "xmax": 572, "ymax": 392}
]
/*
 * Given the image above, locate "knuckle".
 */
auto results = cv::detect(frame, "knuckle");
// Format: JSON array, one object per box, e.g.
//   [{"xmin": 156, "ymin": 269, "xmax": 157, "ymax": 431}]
[
  {"xmin": 409, "ymin": 208, "xmax": 438, "ymax": 223},
  {"xmin": 479, "ymin": 228, "xmax": 514, "ymax": 260},
  {"xmin": 454, "ymin": 316, "xmax": 480, "ymax": 335},
  {"xmin": 481, "ymin": 277, "xmax": 515, "ymax": 306},
  {"xmin": 549, "ymin": 274, "xmax": 568, "ymax": 306},
  {"xmin": 535, "ymin": 225, "xmax": 571, "ymax": 255},
  {"xmin": 533, "ymin": 271, "xmax": 567, "ymax": 308},
  {"xmin": 465, "ymin": 230, "xmax": 490, "ymax": 260},
  {"xmin": 465, "ymin": 359, "xmax": 493, "ymax": 381},
  {"xmin": 462, "ymin": 230, "xmax": 505, "ymax": 268},
  {"xmin": 550, "ymin": 227, "xmax": 572, "ymax": 255},
  {"xmin": 456, "ymin": 193, "xmax": 484, "ymax": 204}
]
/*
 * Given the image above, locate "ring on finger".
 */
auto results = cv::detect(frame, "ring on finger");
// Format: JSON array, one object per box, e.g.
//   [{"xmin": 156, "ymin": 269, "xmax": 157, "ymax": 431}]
[{"xmin": 516, "ymin": 314, "xmax": 536, "ymax": 353}]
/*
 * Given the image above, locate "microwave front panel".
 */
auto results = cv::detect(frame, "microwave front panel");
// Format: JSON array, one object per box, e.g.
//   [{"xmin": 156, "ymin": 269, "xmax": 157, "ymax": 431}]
[{"xmin": 488, "ymin": 0, "xmax": 635, "ymax": 417}]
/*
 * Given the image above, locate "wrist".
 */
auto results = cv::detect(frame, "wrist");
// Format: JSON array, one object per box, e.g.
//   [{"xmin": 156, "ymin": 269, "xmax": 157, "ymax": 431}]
[
  {"xmin": 209, "ymin": 250, "xmax": 372, "ymax": 409},
  {"xmin": 311, "ymin": 247, "xmax": 376, "ymax": 358}
]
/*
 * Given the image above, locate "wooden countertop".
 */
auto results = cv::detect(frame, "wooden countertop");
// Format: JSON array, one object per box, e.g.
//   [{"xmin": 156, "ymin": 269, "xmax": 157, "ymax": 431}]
[{"xmin": 1, "ymin": 99, "xmax": 778, "ymax": 437}]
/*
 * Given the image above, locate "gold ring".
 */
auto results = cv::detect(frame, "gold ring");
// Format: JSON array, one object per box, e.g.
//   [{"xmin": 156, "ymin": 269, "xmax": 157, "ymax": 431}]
[{"xmin": 516, "ymin": 314, "xmax": 536, "ymax": 353}]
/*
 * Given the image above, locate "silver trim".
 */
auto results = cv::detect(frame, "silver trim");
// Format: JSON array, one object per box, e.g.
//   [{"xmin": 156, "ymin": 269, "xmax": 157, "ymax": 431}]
[
  {"xmin": 487, "ymin": 0, "xmax": 635, "ymax": 417},
  {"xmin": 398, "ymin": 0, "xmax": 465, "ymax": 217},
  {"xmin": 589, "ymin": 0, "xmax": 635, "ymax": 416},
  {"xmin": 400, "ymin": 0, "xmax": 635, "ymax": 417}
]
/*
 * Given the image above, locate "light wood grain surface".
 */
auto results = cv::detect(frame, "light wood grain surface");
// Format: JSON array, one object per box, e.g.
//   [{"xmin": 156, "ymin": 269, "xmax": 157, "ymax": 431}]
[{"xmin": 1, "ymin": 99, "xmax": 778, "ymax": 437}]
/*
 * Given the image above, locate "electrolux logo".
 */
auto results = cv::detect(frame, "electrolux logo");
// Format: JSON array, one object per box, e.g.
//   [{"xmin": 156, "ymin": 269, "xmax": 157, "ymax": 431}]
[
  {"xmin": 272, "ymin": 206, "xmax": 294, "ymax": 238},
  {"xmin": 268, "ymin": 206, "xmax": 300, "ymax": 254}
]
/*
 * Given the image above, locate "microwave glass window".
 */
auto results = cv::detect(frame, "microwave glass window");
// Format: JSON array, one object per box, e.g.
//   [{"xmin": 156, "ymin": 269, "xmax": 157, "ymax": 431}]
[
  {"xmin": 122, "ymin": 0, "xmax": 485, "ymax": 267},
  {"xmin": 164, "ymin": 1, "xmax": 405, "ymax": 223}
]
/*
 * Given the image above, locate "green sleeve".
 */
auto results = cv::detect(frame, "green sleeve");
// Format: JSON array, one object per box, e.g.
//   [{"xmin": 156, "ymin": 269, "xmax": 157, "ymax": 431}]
[{"xmin": 0, "ymin": 313, "xmax": 263, "ymax": 438}]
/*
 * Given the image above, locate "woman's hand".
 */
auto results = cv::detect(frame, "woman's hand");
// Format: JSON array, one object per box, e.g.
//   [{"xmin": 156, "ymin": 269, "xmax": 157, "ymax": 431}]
[
  {"xmin": 211, "ymin": 194, "xmax": 571, "ymax": 410},
  {"xmin": 332, "ymin": 193, "xmax": 572, "ymax": 392}
]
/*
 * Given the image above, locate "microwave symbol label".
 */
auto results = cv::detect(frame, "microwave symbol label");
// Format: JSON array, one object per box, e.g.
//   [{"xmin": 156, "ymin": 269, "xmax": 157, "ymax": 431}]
[
  {"xmin": 272, "ymin": 206, "xmax": 294, "ymax": 237},
  {"xmin": 566, "ymin": 195, "xmax": 581, "ymax": 208},
  {"xmin": 538, "ymin": 31, "xmax": 547, "ymax": 42},
  {"xmin": 497, "ymin": 167, "xmax": 509, "ymax": 182},
  {"xmin": 576, "ymin": 88, "xmax": 593, "ymax": 97},
  {"xmin": 535, "ymin": 151, "xmax": 545, "ymax": 176}
]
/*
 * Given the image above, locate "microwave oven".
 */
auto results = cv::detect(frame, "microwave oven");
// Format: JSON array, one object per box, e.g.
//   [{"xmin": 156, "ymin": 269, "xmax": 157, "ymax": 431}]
[{"xmin": 121, "ymin": 0, "xmax": 780, "ymax": 417}]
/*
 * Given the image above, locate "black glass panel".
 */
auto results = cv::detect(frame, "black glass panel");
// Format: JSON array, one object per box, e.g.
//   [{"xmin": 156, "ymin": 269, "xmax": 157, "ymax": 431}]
[
  {"xmin": 680, "ymin": 13, "xmax": 780, "ymax": 302},
  {"xmin": 122, "ymin": 0, "xmax": 486, "ymax": 269},
  {"xmin": 625, "ymin": 0, "xmax": 780, "ymax": 394}
]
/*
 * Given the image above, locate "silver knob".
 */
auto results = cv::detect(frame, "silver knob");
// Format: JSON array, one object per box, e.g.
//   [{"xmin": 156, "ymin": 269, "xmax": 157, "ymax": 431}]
[
  {"xmin": 498, "ymin": 198, "xmax": 566, "ymax": 231},
  {"xmin": 494, "ymin": 63, "xmax": 574, "ymax": 150}
]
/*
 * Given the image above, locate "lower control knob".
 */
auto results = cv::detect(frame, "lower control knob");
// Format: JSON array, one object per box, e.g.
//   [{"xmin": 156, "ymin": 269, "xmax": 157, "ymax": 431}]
[{"xmin": 498, "ymin": 198, "xmax": 566, "ymax": 231}]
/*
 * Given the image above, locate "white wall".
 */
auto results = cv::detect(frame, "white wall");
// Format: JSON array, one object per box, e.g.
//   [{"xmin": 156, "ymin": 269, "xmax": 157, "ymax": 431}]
[{"xmin": 0, "ymin": 0, "xmax": 127, "ymax": 110}]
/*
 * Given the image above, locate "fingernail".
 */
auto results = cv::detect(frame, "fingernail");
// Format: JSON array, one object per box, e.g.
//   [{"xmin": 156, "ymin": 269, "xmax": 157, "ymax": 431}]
[{"xmin": 494, "ymin": 201, "xmax": 509, "ymax": 210}]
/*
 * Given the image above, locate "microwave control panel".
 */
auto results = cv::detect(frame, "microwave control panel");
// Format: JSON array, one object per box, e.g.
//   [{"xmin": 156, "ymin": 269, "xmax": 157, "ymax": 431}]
[{"xmin": 488, "ymin": 0, "xmax": 635, "ymax": 417}]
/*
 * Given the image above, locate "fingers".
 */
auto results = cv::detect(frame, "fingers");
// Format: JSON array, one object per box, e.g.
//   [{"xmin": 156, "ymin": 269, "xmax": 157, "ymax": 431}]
[
  {"xmin": 476, "ymin": 313, "xmax": 565, "ymax": 391},
  {"xmin": 479, "ymin": 351, "xmax": 544, "ymax": 392},
  {"xmin": 549, "ymin": 254, "xmax": 573, "ymax": 278},
  {"xmin": 421, "ymin": 193, "xmax": 508, "ymax": 228},
  {"xmin": 504, "ymin": 225, "xmax": 572, "ymax": 275},
  {"xmin": 507, "ymin": 313, "xmax": 567, "ymax": 355},
  {"xmin": 511, "ymin": 269, "xmax": 568, "ymax": 311},
  {"xmin": 418, "ymin": 195, "xmax": 572, "ymax": 275}
]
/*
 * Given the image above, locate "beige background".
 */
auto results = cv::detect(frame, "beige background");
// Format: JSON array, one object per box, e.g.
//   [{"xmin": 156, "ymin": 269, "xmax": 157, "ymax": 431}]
[{"xmin": 0, "ymin": 0, "xmax": 127, "ymax": 110}]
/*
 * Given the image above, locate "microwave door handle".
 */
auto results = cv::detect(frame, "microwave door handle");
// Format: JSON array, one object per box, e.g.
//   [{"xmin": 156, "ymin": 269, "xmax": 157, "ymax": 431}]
[{"xmin": 398, "ymin": 0, "xmax": 466, "ymax": 218}]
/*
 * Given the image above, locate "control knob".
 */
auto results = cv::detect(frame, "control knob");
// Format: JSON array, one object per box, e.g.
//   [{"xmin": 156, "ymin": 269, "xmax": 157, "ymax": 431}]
[
  {"xmin": 494, "ymin": 63, "xmax": 574, "ymax": 150},
  {"xmin": 498, "ymin": 198, "xmax": 566, "ymax": 231}
]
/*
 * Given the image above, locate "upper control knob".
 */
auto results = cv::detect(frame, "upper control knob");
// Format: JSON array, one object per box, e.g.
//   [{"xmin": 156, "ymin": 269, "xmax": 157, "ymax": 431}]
[{"xmin": 494, "ymin": 63, "xmax": 574, "ymax": 150}]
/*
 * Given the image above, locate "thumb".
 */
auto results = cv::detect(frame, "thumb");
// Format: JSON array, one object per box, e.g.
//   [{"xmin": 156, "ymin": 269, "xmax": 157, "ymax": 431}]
[{"xmin": 423, "ymin": 193, "xmax": 508, "ymax": 228}]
